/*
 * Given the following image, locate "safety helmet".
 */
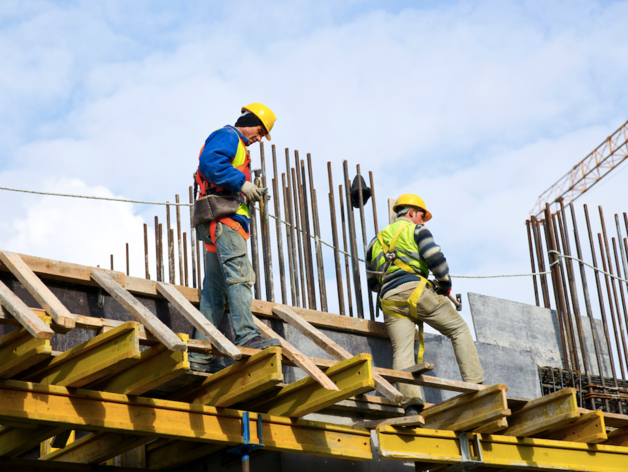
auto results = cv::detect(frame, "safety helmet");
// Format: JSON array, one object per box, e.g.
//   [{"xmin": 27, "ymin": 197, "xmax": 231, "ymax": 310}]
[
  {"xmin": 242, "ymin": 103, "xmax": 276, "ymax": 141},
  {"xmin": 392, "ymin": 194, "xmax": 432, "ymax": 222}
]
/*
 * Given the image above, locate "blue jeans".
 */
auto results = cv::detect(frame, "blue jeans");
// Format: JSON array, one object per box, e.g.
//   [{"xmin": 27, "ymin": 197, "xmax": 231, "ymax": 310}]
[{"xmin": 189, "ymin": 222, "xmax": 260, "ymax": 364}]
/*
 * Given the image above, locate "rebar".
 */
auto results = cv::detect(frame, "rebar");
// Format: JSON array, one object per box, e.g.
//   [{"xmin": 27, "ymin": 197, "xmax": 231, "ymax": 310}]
[
  {"xmin": 189, "ymin": 186, "xmax": 197, "ymax": 289},
  {"xmin": 339, "ymin": 184, "xmax": 354, "ymax": 318},
  {"xmin": 158, "ymin": 222, "xmax": 164, "ymax": 282},
  {"xmin": 260, "ymin": 143, "xmax": 274, "ymax": 302},
  {"xmin": 369, "ymin": 171, "xmax": 379, "ymax": 234},
  {"xmin": 356, "ymin": 165, "xmax": 374, "ymax": 319},
  {"xmin": 110, "ymin": 254, "xmax": 114, "ymax": 270},
  {"xmin": 344, "ymin": 161, "xmax": 364, "ymax": 319},
  {"xmin": 154, "ymin": 216, "xmax": 160, "ymax": 282},
  {"xmin": 183, "ymin": 232, "xmax": 189, "ymax": 287},
  {"xmin": 176, "ymin": 194, "xmax": 184, "ymax": 285},
  {"xmin": 291, "ymin": 167, "xmax": 308, "ymax": 308},
  {"xmin": 270, "ymin": 146, "xmax": 287, "ymax": 304},
  {"xmin": 307, "ymin": 153, "xmax": 328, "ymax": 312},
  {"xmin": 166, "ymin": 202, "xmax": 174, "ymax": 284},
  {"xmin": 282, "ymin": 174, "xmax": 297, "ymax": 306},
  {"xmin": 526, "ymin": 220, "xmax": 540, "ymax": 306},
  {"xmin": 197, "ymin": 239, "xmax": 203, "ymax": 289},
  {"xmin": 531, "ymin": 215, "xmax": 551, "ymax": 308},
  {"xmin": 295, "ymin": 153, "xmax": 315, "ymax": 309},
  {"xmin": 143, "ymin": 223, "xmax": 150, "ymax": 280},
  {"xmin": 126, "ymin": 243, "xmax": 130, "ymax": 276},
  {"xmin": 300, "ymin": 157, "xmax": 317, "ymax": 309},
  {"xmin": 285, "ymin": 150, "xmax": 301, "ymax": 307},
  {"xmin": 328, "ymin": 163, "xmax": 345, "ymax": 316},
  {"xmin": 612, "ymin": 236, "xmax": 628, "ymax": 372},
  {"xmin": 570, "ymin": 203, "xmax": 609, "ymax": 410},
  {"xmin": 249, "ymin": 195, "xmax": 261, "ymax": 300}
]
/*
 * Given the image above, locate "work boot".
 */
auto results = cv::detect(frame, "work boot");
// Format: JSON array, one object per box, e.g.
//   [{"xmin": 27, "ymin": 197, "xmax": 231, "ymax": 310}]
[
  {"xmin": 404, "ymin": 404, "xmax": 424, "ymax": 417},
  {"xmin": 242, "ymin": 336, "xmax": 281, "ymax": 350}
]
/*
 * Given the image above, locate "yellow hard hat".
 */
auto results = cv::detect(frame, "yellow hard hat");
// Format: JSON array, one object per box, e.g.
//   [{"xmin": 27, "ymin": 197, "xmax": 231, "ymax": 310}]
[
  {"xmin": 242, "ymin": 103, "xmax": 276, "ymax": 141},
  {"xmin": 392, "ymin": 194, "xmax": 432, "ymax": 222}
]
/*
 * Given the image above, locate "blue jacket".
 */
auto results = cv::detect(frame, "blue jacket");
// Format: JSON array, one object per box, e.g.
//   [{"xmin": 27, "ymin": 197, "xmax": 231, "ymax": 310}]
[{"xmin": 198, "ymin": 125, "xmax": 250, "ymax": 232}]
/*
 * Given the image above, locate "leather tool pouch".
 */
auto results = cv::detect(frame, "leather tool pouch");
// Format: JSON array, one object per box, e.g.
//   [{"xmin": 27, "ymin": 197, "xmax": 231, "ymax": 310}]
[{"xmin": 193, "ymin": 195, "xmax": 241, "ymax": 227}]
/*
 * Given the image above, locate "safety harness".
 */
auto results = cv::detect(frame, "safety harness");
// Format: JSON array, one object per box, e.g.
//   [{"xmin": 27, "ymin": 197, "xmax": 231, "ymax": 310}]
[{"xmin": 376, "ymin": 220, "xmax": 433, "ymax": 364}]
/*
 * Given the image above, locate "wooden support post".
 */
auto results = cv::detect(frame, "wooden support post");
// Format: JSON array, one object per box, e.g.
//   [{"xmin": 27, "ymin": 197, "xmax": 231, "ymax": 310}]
[
  {"xmin": 146, "ymin": 439, "xmax": 223, "ymax": 470},
  {"xmin": 253, "ymin": 315, "xmax": 339, "ymax": 391},
  {"xmin": 272, "ymin": 305, "xmax": 403, "ymax": 402},
  {"xmin": 0, "ymin": 425, "xmax": 66, "ymax": 457},
  {"xmin": 21, "ymin": 321, "xmax": 141, "ymax": 387},
  {"xmin": 246, "ymin": 353, "xmax": 375, "ymax": 417},
  {"xmin": 156, "ymin": 281, "xmax": 241, "ymax": 360},
  {"xmin": 0, "ymin": 280, "xmax": 54, "ymax": 339},
  {"xmin": 0, "ymin": 251, "xmax": 77, "ymax": 331},
  {"xmin": 540, "ymin": 410, "xmax": 607, "ymax": 443},
  {"xmin": 91, "ymin": 270, "xmax": 186, "ymax": 351},
  {"xmin": 170, "ymin": 347, "xmax": 283, "ymax": 406},
  {"xmin": 501, "ymin": 388, "xmax": 580, "ymax": 437},
  {"xmin": 90, "ymin": 334, "xmax": 189, "ymax": 395},
  {"xmin": 0, "ymin": 318, "xmax": 52, "ymax": 378},
  {"xmin": 420, "ymin": 384, "xmax": 510, "ymax": 432},
  {"xmin": 0, "ymin": 378, "xmax": 373, "ymax": 460}
]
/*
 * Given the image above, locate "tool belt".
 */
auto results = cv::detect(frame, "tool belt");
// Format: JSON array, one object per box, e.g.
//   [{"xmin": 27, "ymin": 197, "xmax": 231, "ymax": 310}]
[{"xmin": 193, "ymin": 194, "xmax": 242, "ymax": 228}]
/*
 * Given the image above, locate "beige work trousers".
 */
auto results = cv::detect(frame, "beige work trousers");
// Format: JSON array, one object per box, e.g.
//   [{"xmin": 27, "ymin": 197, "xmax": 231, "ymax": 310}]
[{"xmin": 383, "ymin": 283, "xmax": 484, "ymax": 408}]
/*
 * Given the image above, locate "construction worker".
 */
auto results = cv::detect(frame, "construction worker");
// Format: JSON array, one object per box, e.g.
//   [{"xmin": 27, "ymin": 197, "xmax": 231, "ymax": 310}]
[
  {"xmin": 189, "ymin": 103, "xmax": 281, "ymax": 372},
  {"xmin": 366, "ymin": 194, "xmax": 484, "ymax": 415}
]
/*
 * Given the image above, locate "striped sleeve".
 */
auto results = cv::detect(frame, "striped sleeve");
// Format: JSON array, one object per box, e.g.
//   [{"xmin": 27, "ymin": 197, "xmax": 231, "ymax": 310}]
[{"xmin": 414, "ymin": 226, "xmax": 451, "ymax": 291}]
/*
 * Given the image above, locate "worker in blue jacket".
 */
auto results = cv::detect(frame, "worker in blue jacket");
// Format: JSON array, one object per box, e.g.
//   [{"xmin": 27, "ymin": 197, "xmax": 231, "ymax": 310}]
[{"xmin": 190, "ymin": 103, "xmax": 280, "ymax": 372}]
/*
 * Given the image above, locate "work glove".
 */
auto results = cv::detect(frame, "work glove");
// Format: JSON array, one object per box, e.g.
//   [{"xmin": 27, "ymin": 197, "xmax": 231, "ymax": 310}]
[
  {"xmin": 241, "ymin": 181, "xmax": 265, "ymax": 202},
  {"xmin": 434, "ymin": 280, "xmax": 452, "ymax": 297}
]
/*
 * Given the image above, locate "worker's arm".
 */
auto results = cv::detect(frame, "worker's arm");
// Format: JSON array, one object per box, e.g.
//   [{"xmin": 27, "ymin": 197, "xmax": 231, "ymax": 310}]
[
  {"xmin": 365, "ymin": 238, "xmax": 381, "ymax": 293},
  {"xmin": 415, "ymin": 226, "xmax": 451, "ymax": 294},
  {"xmin": 198, "ymin": 127, "xmax": 247, "ymax": 193}
]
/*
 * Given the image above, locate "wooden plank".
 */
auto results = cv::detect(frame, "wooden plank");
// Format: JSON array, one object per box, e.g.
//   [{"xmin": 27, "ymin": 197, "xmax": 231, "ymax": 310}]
[
  {"xmin": 601, "ymin": 411, "xmax": 628, "ymax": 428},
  {"xmin": 353, "ymin": 415, "xmax": 425, "ymax": 430},
  {"xmin": 0, "ymin": 319, "xmax": 52, "ymax": 378},
  {"xmin": 253, "ymin": 316, "xmax": 339, "ymax": 391},
  {"xmin": 0, "ymin": 280, "xmax": 54, "ymax": 339},
  {"xmin": 501, "ymin": 388, "xmax": 580, "ymax": 437},
  {"xmin": 146, "ymin": 439, "xmax": 223, "ymax": 470},
  {"xmin": 401, "ymin": 362, "xmax": 434, "ymax": 375},
  {"xmin": 0, "ymin": 424, "xmax": 66, "ymax": 457},
  {"xmin": 420, "ymin": 384, "xmax": 510, "ymax": 432},
  {"xmin": 473, "ymin": 417, "xmax": 509, "ymax": 434},
  {"xmin": 272, "ymin": 305, "xmax": 403, "ymax": 403},
  {"xmin": 156, "ymin": 281, "xmax": 241, "ymax": 360},
  {"xmin": 0, "ymin": 251, "xmax": 77, "ymax": 331},
  {"xmin": 245, "ymin": 353, "xmax": 375, "ymax": 418},
  {"xmin": 21, "ymin": 321, "xmax": 141, "ymax": 387},
  {"xmin": 89, "ymin": 334, "xmax": 189, "ymax": 395},
  {"xmin": 170, "ymin": 346, "xmax": 283, "ymax": 407},
  {"xmin": 41, "ymin": 431, "xmax": 150, "ymax": 464},
  {"xmin": 540, "ymin": 410, "xmax": 607, "ymax": 443},
  {"xmin": 0, "ymin": 378, "xmax": 373, "ymax": 460},
  {"xmin": 91, "ymin": 270, "xmax": 186, "ymax": 352},
  {"xmin": 604, "ymin": 425, "xmax": 628, "ymax": 447},
  {"xmin": 375, "ymin": 365, "xmax": 485, "ymax": 393}
]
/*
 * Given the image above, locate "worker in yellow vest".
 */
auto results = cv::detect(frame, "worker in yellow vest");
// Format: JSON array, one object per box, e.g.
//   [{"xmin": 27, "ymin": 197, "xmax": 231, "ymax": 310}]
[
  {"xmin": 366, "ymin": 194, "xmax": 484, "ymax": 415},
  {"xmin": 190, "ymin": 103, "xmax": 281, "ymax": 372}
]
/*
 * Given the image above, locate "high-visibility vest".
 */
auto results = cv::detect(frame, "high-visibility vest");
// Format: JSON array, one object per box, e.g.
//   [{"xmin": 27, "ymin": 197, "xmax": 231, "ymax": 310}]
[{"xmin": 194, "ymin": 127, "xmax": 251, "ymax": 220}]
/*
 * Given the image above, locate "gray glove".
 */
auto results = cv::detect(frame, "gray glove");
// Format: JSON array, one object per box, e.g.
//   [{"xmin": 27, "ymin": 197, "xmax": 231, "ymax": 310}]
[{"xmin": 241, "ymin": 181, "xmax": 265, "ymax": 202}]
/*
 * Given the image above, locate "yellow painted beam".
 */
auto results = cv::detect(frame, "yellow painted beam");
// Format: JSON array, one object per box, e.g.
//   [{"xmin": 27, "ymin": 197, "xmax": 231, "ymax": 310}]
[
  {"xmin": 0, "ymin": 424, "xmax": 66, "ymax": 457},
  {"xmin": 605, "ymin": 426, "xmax": 628, "ymax": 447},
  {"xmin": 90, "ymin": 334, "xmax": 189, "ymax": 395},
  {"xmin": 21, "ymin": 321, "xmax": 141, "ymax": 387},
  {"xmin": 541, "ymin": 410, "xmax": 607, "ymax": 443},
  {"xmin": 472, "ymin": 417, "xmax": 508, "ymax": 434},
  {"xmin": 41, "ymin": 431, "xmax": 151, "ymax": 464},
  {"xmin": 0, "ymin": 378, "xmax": 372, "ymax": 460},
  {"xmin": 246, "ymin": 353, "xmax": 375, "ymax": 418},
  {"xmin": 421, "ymin": 383, "xmax": 510, "ymax": 432},
  {"xmin": 146, "ymin": 438, "xmax": 223, "ymax": 470},
  {"xmin": 376, "ymin": 427, "xmax": 628, "ymax": 471},
  {"xmin": 0, "ymin": 318, "xmax": 52, "ymax": 378},
  {"xmin": 501, "ymin": 388, "xmax": 580, "ymax": 437},
  {"xmin": 170, "ymin": 346, "xmax": 283, "ymax": 407}
]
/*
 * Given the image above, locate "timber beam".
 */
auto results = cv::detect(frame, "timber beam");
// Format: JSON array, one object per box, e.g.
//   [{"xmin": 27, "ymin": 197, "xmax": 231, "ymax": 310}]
[
  {"xmin": 169, "ymin": 346, "xmax": 283, "ymax": 406},
  {"xmin": 145, "ymin": 438, "xmax": 223, "ymax": 470},
  {"xmin": 41, "ymin": 431, "xmax": 150, "ymax": 464},
  {"xmin": 20, "ymin": 321, "xmax": 141, "ymax": 387},
  {"xmin": 540, "ymin": 410, "xmax": 607, "ymax": 443},
  {"xmin": 0, "ymin": 317, "xmax": 52, "ymax": 378},
  {"xmin": 376, "ymin": 427, "xmax": 628, "ymax": 471},
  {"xmin": 245, "ymin": 353, "xmax": 375, "ymax": 417},
  {"xmin": 0, "ymin": 424, "xmax": 66, "ymax": 457},
  {"xmin": 0, "ymin": 378, "xmax": 372, "ymax": 460}
]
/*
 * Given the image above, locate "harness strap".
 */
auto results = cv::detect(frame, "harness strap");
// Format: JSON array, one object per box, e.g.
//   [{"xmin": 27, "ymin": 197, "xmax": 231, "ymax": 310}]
[{"xmin": 204, "ymin": 218, "xmax": 250, "ymax": 254}]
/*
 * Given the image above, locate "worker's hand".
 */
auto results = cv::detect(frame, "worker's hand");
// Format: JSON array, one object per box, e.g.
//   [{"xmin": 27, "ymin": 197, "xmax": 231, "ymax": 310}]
[
  {"xmin": 241, "ymin": 181, "xmax": 264, "ymax": 202},
  {"xmin": 435, "ymin": 281, "xmax": 452, "ymax": 297}
]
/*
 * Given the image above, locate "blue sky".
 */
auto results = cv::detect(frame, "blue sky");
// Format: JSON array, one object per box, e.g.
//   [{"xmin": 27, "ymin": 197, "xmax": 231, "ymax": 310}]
[{"xmin": 1, "ymin": 0, "xmax": 628, "ymax": 332}]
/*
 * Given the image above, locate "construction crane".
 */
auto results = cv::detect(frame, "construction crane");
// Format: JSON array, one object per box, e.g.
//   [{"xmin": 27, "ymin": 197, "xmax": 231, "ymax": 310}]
[{"xmin": 531, "ymin": 120, "xmax": 628, "ymax": 216}]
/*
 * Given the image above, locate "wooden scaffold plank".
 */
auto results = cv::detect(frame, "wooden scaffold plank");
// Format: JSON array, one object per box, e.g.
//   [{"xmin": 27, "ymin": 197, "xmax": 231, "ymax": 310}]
[
  {"xmin": 245, "ymin": 353, "xmax": 375, "ymax": 418},
  {"xmin": 0, "ymin": 280, "xmax": 54, "ymax": 339},
  {"xmin": 0, "ymin": 317, "xmax": 52, "ymax": 378},
  {"xmin": 0, "ymin": 251, "xmax": 77, "ymax": 331},
  {"xmin": 272, "ymin": 305, "xmax": 403, "ymax": 403},
  {"xmin": 156, "ymin": 281, "xmax": 241, "ymax": 360},
  {"xmin": 0, "ymin": 378, "xmax": 373, "ymax": 460},
  {"xmin": 20, "ymin": 321, "xmax": 141, "ymax": 387},
  {"xmin": 170, "ymin": 346, "xmax": 283, "ymax": 406},
  {"xmin": 90, "ymin": 270, "xmax": 186, "ymax": 352}
]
